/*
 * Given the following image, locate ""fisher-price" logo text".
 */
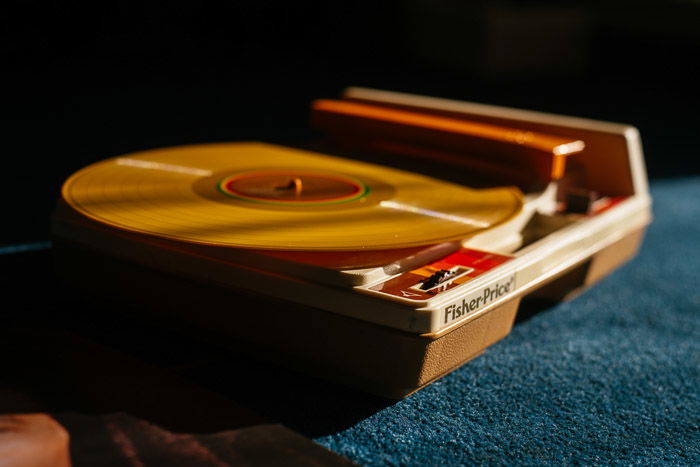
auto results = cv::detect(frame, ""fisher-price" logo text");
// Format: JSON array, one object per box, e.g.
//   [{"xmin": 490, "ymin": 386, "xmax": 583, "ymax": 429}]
[{"xmin": 443, "ymin": 275, "xmax": 516, "ymax": 324}]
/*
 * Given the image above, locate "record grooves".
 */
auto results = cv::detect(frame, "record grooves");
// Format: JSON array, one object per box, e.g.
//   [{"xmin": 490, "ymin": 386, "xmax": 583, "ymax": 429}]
[{"xmin": 62, "ymin": 142, "xmax": 524, "ymax": 252}]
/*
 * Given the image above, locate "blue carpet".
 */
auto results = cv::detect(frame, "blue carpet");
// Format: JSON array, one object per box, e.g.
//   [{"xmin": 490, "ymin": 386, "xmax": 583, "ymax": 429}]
[
  {"xmin": 316, "ymin": 177, "xmax": 700, "ymax": 465},
  {"xmin": 0, "ymin": 241, "xmax": 51, "ymax": 255}
]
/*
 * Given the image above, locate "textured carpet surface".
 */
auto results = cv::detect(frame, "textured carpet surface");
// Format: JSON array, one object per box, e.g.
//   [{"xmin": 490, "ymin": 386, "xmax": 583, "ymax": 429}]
[{"xmin": 316, "ymin": 177, "xmax": 700, "ymax": 465}]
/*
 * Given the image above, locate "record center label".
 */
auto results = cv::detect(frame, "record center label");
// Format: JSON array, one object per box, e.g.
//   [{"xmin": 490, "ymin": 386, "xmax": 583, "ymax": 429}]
[{"xmin": 218, "ymin": 170, "xmax": 369, "ymax": 206}]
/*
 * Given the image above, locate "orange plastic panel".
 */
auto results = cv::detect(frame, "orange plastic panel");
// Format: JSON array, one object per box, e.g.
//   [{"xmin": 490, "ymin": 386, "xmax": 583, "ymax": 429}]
[{"xmin": 312, "ymin": 99, "xmax": 585, "ymax": 183}]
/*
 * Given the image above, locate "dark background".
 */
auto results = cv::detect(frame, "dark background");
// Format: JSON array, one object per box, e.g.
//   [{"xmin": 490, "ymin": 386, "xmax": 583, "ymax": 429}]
[{"xmin": 2, "ymin": 0, "xmax": 699, "ymax": 245}]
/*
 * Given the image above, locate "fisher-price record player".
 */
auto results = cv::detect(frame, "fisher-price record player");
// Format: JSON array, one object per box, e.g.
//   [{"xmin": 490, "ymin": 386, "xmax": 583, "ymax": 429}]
[{"xmin": 52, "ymin": 87, "xmax": 652, "ymax": 398}]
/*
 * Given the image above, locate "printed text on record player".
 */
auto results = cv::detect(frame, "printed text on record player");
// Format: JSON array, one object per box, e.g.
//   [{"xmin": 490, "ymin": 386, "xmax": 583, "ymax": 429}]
[{"xmin": 443, "ymin": 275, "xmax": 516, "ymax": 324}]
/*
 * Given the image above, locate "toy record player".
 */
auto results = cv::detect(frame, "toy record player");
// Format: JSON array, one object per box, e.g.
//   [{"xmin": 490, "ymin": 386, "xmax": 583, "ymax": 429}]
[{"xmin": 52, "ymin": 88, "xmax": 652, "ymax": 398}]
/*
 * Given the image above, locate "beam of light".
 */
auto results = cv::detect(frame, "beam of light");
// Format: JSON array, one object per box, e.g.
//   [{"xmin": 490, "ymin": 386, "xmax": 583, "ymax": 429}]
[
  {"xmin": 116, "ymin": 158, "xmax": 213, "ymax": 176},
  {"xmin": 379, "ymin": 200, "xmax": 491, "ymax": 228}
]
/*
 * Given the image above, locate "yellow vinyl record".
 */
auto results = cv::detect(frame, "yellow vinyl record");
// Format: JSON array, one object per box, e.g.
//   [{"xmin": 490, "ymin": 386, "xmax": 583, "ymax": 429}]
[{"xmin": 61, "ymin": 142, "xmax": 523, "ymax": 251}]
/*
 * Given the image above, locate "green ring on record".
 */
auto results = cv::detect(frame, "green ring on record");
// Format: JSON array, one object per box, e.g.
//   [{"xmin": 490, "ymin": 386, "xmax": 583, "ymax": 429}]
[{"xmin": 217, "ymin": 170, "xmax": 371, "ymax": 206}]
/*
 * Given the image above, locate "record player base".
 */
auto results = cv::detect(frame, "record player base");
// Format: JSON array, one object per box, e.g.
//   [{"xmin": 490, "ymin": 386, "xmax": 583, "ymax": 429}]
[{"xmin": 52, "ymin": 227, "xmax": 645, "ymax": 399}]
